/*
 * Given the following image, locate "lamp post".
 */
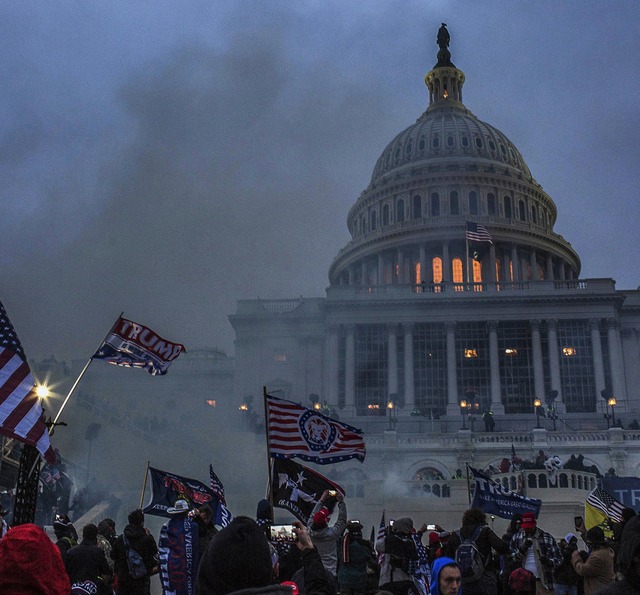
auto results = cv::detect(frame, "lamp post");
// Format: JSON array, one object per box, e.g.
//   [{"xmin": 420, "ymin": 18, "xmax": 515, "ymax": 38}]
[
  {"xmin": 533, "ymin": 398, "xmax": 542, "ymax": 429},
  {"xmin": 459, "ymin": 399, "xmax": 468, "ymax": 430},
  {"xmin": 608, "ymin": 397, "xmax": 617, "ymax": 427},
  {"xmin": 387, "ymin": 400, "xmax": 397, "ymax": 430},
  {"xmin": 545, "ymin": 390, "xmax": 558, "ymax": 431},
  {"xmin": 601, "ymin": 389, "xmax": 613, "ymax": 428}
]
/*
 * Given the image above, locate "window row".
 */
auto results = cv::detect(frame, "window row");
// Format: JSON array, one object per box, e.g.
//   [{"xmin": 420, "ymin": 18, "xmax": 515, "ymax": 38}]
[{"xmin": 355, "ymin": 191, "xmax": 551, "ymax": 235}]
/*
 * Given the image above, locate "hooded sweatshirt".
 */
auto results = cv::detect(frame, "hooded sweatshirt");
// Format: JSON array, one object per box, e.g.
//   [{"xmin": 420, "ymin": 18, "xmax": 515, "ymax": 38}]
[
  {"xmin": 430, "ymin": 557, "xmax": 461, "ymax": 595},
  {"xmin": 0, "ymin": 523, "xmax": 71, "ymax": 594}
]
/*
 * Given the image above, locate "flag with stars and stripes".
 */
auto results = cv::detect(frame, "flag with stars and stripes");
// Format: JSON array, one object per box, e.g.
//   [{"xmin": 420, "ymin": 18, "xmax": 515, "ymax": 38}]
[
  {"xmin": 209, "ymin": 465, "xmax": 227, "ymax": 505},
  {"xmin": 465, "ymin": 221, "xmax": 493, "ymax": 243},
  {"xmin": 0, "ymin": 301, "xmax": 55, "ymax": 464},
  {"xmin": 209, "ymin": 465, "xmax": 234, "ymax": 527},
  {"xmin": 585, "ymin": 486, "xmax": 625, "ymax": 534},
  {"xmin": 266, "ymin": 393, "xmax": 366, "ymax": 465}
]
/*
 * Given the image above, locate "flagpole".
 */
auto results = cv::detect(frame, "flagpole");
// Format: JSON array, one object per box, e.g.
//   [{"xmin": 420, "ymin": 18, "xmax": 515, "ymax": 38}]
[
  {"xmin": 50, "ymin": 312, "xmax": 124, "ymax": 429},
  {"xmin": 465, "ymin": 228, "xmax": 470, "ymax": 286},
  {"xmin": 263, "ymin": 386, "xmax": 274, "ymax": 515},
  {"xmin": 27, "ymin": 313, "xmax": 124, "ymax": 480},
  {"xmin": 139, "ymin": 460, "xmax": 150, "ymax": 509},
  {"xmin": 466, "ymin": 464, "xmax": 471, "ymax": 505}
]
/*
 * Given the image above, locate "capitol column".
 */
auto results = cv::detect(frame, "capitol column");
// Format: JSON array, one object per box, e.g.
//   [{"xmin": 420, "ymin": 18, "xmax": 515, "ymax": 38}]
[
  {"xmin": 377, "ymin": 253, "xmax": 384, "ymax": 285},
  {"xmin": 345, "ymin": 324, "xmax": 355, "ymax": 413},
  {"xmin": 558, "ymin": 260, "xmax": 566, "ymax": 281},
  {"xmin": 327, "ymin": 325, "xmax": 340, "ymax": 406},
  {"xmin": 442, "ymin": 241, "xmax": 451, "ymax": 282},
  {"xmin": 488, "ymin": 243, "xmax": 497, "ymax": 285},
  {"xmin": 361, "ymin": 260, "xmax": 368, "ymax": 286},
  {"xmin": 403, "ymin": 323, "xmax": 415, "ymax": 409},
  {"xmin": 446, "ymin": 321, "xmax": 459, "ymax": 415},
  {"xmin": 510, "ymin": 245, "xmax": 519, "ymax": 282},
  {"xmin": 396, "ymin": 249, "xmax": 404, "ymax": 284},
  {"xmin": 547, "ymin": 319, "xmax": 565, "ymax": 413},
  {"xmin": 387, "ymin": 324, "xmax": 398, "ymax": 397},
  {"xmin": 590, "ymin": 318, "xmax": 606, "ymax": 402},
  {"xmin": 546, "ymin": 254, "xmax": 554, "ymax": 281},
  {"xmin": 530, "ymin": 249, "xmax": 539, "ymax": 281},
  {"xmin": 419, "ymin": 245, "xmax": 427, "ymax": 284},
  {"xmin": 488, "ymin": 320, "xmax": 504, "ymax": 414},
  {"xmin": 607, "ymin": 318, "xmax": 628, "ymax": 403},
  {"xmin": 530, "ymin": 320, "xmax": 545, "ymax": 399}
]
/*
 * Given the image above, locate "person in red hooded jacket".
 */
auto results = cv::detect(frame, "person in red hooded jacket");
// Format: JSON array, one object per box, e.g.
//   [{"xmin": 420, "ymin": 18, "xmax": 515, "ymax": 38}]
[{"xmin": 0, "ymin": 523, "xmax": 71, "ymax": 594}]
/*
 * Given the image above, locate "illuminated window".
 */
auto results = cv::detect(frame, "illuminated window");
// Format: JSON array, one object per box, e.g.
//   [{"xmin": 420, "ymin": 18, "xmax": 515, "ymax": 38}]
[
  {"xmin": 464, "ymin": 348, "xmax": 478, "ymax": 358},
  {"xmin": 274, "ymin": 352, "xmax": 287, "ymax": 363},
  {"xmin": 432, "ymin": 257, "xmax": 443, "ymax": 284},
  {"xmin": 452, "ymin": 258, "xmax": 463, "ymax": 284},
  {"xmin": 509, "ymin": 260, "xmax": 514, "ymax": 281},
  {"xmin": 505, "ymin": 348, "xmax": 518, "ymax": 355},
  {"xmin": 496, "ymin": 258, "xmax": 502, "ymax": 282},
  {"xmin": 563, "ymin": 347, "xmax": 576, "ymax": 357},
  {"xmin": 415, "ymin": 262, "xmax": 421, "ymax": 285},
  {"xmin": 473, "ymin": 260, "xmax": 482, "ymax": 284}
]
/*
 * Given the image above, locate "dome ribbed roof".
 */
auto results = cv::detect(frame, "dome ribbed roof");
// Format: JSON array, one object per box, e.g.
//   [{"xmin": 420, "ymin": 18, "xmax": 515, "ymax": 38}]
[{"xmin": 370, "ymin": 108, "xmax": 532, "ymax": 185}]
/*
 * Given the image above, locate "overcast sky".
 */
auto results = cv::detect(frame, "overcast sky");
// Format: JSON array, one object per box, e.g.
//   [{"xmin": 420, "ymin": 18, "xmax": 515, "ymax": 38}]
[{"xmin": 2, "ymin": 1, "xmax": 639, "ymax": 361}]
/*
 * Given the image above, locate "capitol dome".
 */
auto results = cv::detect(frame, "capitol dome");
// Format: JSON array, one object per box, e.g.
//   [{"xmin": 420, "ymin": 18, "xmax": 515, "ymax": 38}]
[{"xmin": 329, "ymin": 25, "xmax": 579, "ymax": 287}]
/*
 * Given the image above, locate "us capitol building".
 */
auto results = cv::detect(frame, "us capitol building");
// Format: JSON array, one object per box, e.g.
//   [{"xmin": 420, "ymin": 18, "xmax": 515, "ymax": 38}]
[
  {"xmin": 16, "ymin": 26, "xmax": 640, "ymax": 534},
  {"xmin": 227, "ymin": 26, "xmax": 640, "ymax": 531}
]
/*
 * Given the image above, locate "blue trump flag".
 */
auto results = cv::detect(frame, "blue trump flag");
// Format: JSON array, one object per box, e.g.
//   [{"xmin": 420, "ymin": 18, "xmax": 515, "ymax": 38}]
[{"xmin": 470, "ymin": 466, "xmax": 541, "ymax": 519}]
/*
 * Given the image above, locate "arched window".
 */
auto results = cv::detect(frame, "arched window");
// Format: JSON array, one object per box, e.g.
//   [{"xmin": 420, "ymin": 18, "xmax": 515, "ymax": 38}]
[
  {"xmin": 473, "ymin": 260, "xmax": 482, "ymax": 284},
  {"xmin": 452, "ymin": 258, "xmax": 463, "ymax": 285},
  {"xmin": 414, "ymin": 262, "xmax": 421, "ymax": 284},
  {"xmin": 397, "ymin": 199, "xmax": 405, "ymax": 223},
  {"xmin": 370, "ymin": 210, "xmax": 377, "ymax": 231},
  {"xmin": 519, "ymin": 200, "xmax": 526, "ymax": 221},
  {"xmin": 469, "ymin": 191, "xmax": 478, "ymax": 216},
  {"xmin": 495, "ymin": 258, "xmax": 502, "ymax": 282},
  {"xmin": 382, "ymin": 204, "xmax": 390, "ymax": 226},
  {"xmin": 531, "ymin": 206, "xmax": 537, "ymax": 224},
  {"xmin": 487, "ymin": 193, "xmax": 496, "ymax": 215},
  {"xmin": 432, "ymin": 257, "xmax": 443, "ymax": 284},
  {"xmin": 431, "ymin": 193, "xmax": 440, "ymax": 216},
  {"xmin": 413, "ymin": 195, "xmax": 422, "ymax": 219},
  {"xmin": 504, "ymin": 196, "xmax": 512, "ymax": 219},
  {"xmin": 450, "ymin": 191, "xmax": 459, "ymax": 215},
  {"xmin": 433, "ymin": 136, "xmax": 440, "ymax": 149}
]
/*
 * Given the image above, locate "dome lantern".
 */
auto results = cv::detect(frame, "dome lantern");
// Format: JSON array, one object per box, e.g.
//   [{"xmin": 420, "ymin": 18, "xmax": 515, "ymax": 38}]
[{"xmin": 425, "ymin": 23, "xmax": 465, "ymax": 110}]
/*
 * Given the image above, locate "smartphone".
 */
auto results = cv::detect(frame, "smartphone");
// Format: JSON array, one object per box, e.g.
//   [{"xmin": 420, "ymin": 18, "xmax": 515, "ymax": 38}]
[
  {"xmin": 269, "ymin": 524, "xmax": 297, "ymax": 542},
  {"xmin": 427, "ymin": 524, "xmax": 437, "ymax": 530},
  {"xmin": 328, "ymin": 490, "xmax": 337, "ymax": 496},
  {"xmin": 574, "ymin": 516, "xmax": 583, "ymax": 529}
]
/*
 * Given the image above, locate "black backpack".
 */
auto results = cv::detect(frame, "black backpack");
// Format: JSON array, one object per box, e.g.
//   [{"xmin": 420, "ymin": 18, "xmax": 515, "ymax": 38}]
[
  {"xmin": 122, "ymin": 533, "xmax": 147, "ymax": 579},
  {"xmin": 455, "ymin": 525, "xmax": 486, "ymax": 584}
]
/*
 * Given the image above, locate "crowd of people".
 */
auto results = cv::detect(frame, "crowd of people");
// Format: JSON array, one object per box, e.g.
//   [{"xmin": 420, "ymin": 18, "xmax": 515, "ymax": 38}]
[{"xmin": 0, "ymin": 492, "xmax": 638, "ymax": 595}]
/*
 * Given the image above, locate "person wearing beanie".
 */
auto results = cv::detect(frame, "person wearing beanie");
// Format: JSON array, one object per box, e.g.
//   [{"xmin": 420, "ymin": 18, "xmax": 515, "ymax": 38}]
[
  {"xmin": 570, "ymin": 526, "xmax": 614, "ymax": 595},
  {"xmin": 308, "ymin": 489, "xmax": 347, "ymax": 578},
  {"xmin": 337, "ymin": 520, "xmax": 375, "ymax": 595},
  {"xmin": 54, "ymin": 512, "xmax": 78, "ymax": 563},
  {"xmin": 0, "ymin": 523, "xmax": 71, "ymax": 594},
  {"xmin": 510, "ymin": 512, "xmax": 562, "ymax": 593},
  {"xmin": 430, "ymin": 558, "xmax": 461, "ymax": 595},
  {"xmin": 65, "ymin": 523, "xmax": 112, "ymax": 592},
  {"xmin": 593, "ymin": 513, "xmax": 640, "ymax": 595},
  {"xmin": 443, "ymin": 508, "xmax": 509, "ymax": 595},
  {"xmin": 111, "ymin": 508, "xmax": 158, "ymax": 595},
  {"xmin": 197, "ymin": 516, "xmax": 330, "ymax": 595},
  {"xmin": 375, "ymin": 517, "xmax": 420, "ymax": 595}
]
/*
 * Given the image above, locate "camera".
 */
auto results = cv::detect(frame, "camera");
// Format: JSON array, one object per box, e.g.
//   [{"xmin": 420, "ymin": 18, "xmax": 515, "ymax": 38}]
[
  {"xmin": 268, "ymin": 524, "xmax": 298, "ymax": 543},
  {"xmin": 328, "ymin": 490, "xmax": 337, "ymax": 496}
]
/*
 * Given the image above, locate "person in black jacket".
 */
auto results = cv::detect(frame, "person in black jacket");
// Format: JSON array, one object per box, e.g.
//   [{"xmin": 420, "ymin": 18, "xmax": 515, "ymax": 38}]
[
  {"xmin": 443, "ymin": 508, "xmax": 509, "ymax": 595},
  {"xmin": 65, "ymin": 523, "xmax": 112, "ymax": 594},
  {"xmin": 111, "ymin": 508, "xmax": 159, "ymax": 595}
]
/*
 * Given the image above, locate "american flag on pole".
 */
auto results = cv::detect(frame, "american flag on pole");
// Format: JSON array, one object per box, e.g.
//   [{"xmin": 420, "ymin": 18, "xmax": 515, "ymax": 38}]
[
  {"xmin": 376, "ymin": 509, "xmax": 386, "ymax": 564},
  {"xmin": 209, "ymin": 466, "xmax": 233, "ymax": 527},
  {"xmin": 92, "ymin": 315, "xmax": 185, "ymax": 375},
  {"xmin": 466, "ymin": 221, "xmax": 493, "ymax": 243},
  {"xmin": 266, "ymin": 394, "xmax": 366, "ymax": 464},
  {"xmin": 586, "ymin": 487, "xmax": 625, "ymax": 523},
  {"xmin": 0, "ymin": 301, "xmax": 55, "ymax": 463}
]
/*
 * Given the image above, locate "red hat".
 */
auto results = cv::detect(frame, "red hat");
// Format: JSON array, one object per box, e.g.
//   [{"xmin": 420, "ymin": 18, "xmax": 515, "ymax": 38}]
[
  {"xmin": 313, "ymin": 507, "xmax": 331, "ymax": 526},
  {"xmin": 0, "ymin": 524, "xmax": 71, "ymax": 594},
  {"xmin": 509, "ymin": 567, "xmax": 535, "ymax": 592},
  {"xmin": 428, "ymin": 531, "xmax": 440, "ymax": 544},
  {"xmin": 521, "ymin": 512, "xmax": 537, "ymax": 529}
]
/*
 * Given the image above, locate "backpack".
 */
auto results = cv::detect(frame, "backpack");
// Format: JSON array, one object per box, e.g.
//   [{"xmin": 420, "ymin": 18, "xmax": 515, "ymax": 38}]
[
  {"xmin": 455, "ymin": 525, "xmax": 486, "ymax": 584},
  {"xmin": 122, "ymin": 533, "xmax": 147, "ymax": 579}
]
